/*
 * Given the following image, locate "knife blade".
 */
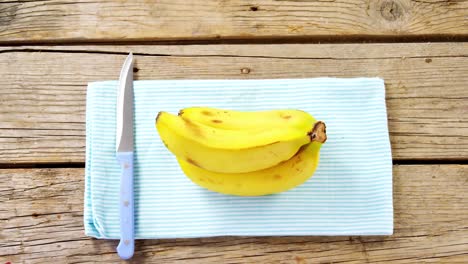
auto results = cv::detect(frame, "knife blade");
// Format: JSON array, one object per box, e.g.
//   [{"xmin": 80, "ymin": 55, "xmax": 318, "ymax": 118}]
[{"xmin": 115, "ymin": 53, "xmax": 135, "ymax": 260}]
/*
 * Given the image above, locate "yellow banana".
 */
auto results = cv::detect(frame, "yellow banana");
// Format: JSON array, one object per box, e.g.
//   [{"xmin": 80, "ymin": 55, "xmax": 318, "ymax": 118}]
[
  {"xmin": 156, "ymin": 111, "xmax": 319, "ymax": 173},
  {"xmin": 178, "ymin": 141, "xmax": 324, "ymax": 196},
  {"xmin": 178, "ymin": 107, "xmax": 315, "ymax": 130},
  {"xmin": 156, "ymin": 111, "xmax": 313, "ymax": 150}
]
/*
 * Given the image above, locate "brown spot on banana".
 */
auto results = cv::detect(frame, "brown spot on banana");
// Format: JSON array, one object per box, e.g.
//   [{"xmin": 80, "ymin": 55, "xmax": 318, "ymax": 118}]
[
  {"xmin": 295, "ymin": 155, "xmax": 302, "ymax": 164},
  {"xmin": 202, "ymin": 110, "xmax": 214, "ymax": 116},
  {"xmin": 290, "ymin": 146, "xmax": 307, "ymax": 168},
  {"xmin": 182, "ymin": 116, "xmax": 204, "ymax": 137},
  {"xmin": 186, "ymin": 157, "xmax": 200, "ymax": 167},
  {"xmin": 274, "ymin": 174, "xmax": 282, "ymax": 180},
  {"xmin": 212, "ymin": 119, "xmax": 223, "ymax": 123},
  {"xmin": 281, "ymin": 114, "xmax": 292, "ymax": 119},
  {"xmin": 308, "ymin": 121, "xmax": 327, "ymax": 143}
]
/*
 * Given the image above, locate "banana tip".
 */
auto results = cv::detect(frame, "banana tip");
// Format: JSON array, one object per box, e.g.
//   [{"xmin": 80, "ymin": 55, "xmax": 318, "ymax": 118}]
[{"xmin": 155, "ymin": 111, "xmax": 162, "ymax": 123}]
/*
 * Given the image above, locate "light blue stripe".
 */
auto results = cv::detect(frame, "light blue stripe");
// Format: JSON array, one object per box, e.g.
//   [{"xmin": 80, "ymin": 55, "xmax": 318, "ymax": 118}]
[
  {"xmin": 93, "ymin": 200, "xmax": 393, "ymax": 209},
  {"xmin": 90, "ymin": 178, "xmax": 392, "ymax": 186},
  {"xmin": 94, "ymin": 217, "xmax": 394, "ymax": 226},
  {"xmin": 96, "ymin": 217, "xmax": 394, "ymax": 227},
  {"xmin": 90, "ymin": 194, "xmax": 392, "ymax": 203},
  {"xmin": 84, "ymin": 77, "xmax": 393, "ymax": 239},
  {"xmin": 94, "ymin": 206, "xmax": 394, "ymax": 214}
]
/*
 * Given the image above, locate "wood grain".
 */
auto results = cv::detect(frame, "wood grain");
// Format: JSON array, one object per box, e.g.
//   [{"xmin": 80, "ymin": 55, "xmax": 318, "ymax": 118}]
[
  {"xmin": 0, "ymin": 43, "xmax": 467, "ymax": 163},
  {"xmin": 1, "ymin": 165, "xmax": 467, "ymax": 263},
  {"xmin": 0, "ymin": 0, "xmax": 467, "ymax": 43}
]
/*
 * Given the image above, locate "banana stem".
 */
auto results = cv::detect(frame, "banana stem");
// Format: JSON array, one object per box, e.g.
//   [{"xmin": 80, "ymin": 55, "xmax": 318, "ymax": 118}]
[{"xmin": 308, "ymin": 121, "xmax": 327, "ymax": 143}]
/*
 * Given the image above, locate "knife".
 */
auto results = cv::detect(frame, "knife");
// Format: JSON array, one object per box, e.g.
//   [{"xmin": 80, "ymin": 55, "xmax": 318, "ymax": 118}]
[{"xmin": 116, "ymin": 53, "xmax": 135, "ymax": 260}]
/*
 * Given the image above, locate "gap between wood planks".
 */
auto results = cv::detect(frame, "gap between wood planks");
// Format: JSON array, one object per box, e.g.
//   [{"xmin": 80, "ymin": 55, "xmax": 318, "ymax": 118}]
[
  {"xmin": 2, "ymin": 159, "xmax": 468, "ymax": 169},
  {"xmin": 0, "ymin": 34, "xmax": 467, "ymax": 47},
  {"xmin": 2, "ymin": 46, "xmax": 468, "ymax": 60},
  {"xmin": 0, "ymin": 162, "xmax": 85, "ymax": 169}
]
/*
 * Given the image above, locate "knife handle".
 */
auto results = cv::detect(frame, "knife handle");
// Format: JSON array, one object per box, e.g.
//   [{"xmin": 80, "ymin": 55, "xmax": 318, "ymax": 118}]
[{"xmin": 116, "ymin": 152, "xmax": 135, "ymax": 260}]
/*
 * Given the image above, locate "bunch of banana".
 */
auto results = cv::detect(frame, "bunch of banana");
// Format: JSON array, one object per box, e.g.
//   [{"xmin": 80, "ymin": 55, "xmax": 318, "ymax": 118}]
[{"xmin": 155, "ymin": 107, "xmax": 327, "ymax": 196}]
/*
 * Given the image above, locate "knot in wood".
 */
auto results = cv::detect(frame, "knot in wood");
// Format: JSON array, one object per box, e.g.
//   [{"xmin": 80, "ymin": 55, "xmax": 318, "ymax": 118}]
[
  {"xmin": 240, "ymin": 68, "xmax": 251, "ymax": 74},
  {"xmin": 380, "ymin": 0, "xmax": 403, "ymax": 21}
]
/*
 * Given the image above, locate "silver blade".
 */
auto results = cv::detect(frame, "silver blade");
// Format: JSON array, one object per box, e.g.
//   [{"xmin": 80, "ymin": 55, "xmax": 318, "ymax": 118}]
[{"xmin": 116, "ymin": 53, "xmax": 134, "ymax": 152}]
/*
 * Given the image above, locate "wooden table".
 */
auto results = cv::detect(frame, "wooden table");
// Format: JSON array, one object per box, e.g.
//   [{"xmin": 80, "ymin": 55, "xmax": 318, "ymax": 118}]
[{"xmin": 1, "ymin": 1, "xmax": 467, "ymax": 263}]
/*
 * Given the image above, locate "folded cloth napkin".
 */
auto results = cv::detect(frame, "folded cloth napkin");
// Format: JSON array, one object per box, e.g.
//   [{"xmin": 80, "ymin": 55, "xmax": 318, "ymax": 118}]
[{"xmin": 84, "ymin": 77, "xmax": 393, "ymax": 239}]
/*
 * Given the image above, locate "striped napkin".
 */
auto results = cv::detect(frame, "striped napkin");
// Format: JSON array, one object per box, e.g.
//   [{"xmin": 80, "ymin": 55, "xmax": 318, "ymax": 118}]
[{"xmin": 84, "ymin": 78, "xmax": 393, "ymax": 239}]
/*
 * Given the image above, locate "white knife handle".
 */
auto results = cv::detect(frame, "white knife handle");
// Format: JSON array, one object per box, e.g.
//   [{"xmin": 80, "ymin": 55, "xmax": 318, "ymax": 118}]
[{"xmin": 116, "ymin": 151, "xmax": 134, "ymax": 259}]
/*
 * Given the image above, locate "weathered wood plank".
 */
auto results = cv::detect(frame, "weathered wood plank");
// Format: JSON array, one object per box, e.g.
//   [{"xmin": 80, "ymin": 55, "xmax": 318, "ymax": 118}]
[
  {"xmin": 0, "ymin": 43, "xmax": 467, "ymax": 163},
  {"xmin": 1, "ymin": 165, "xmax": 467, "ymax": 263},
  {"xmin": 0, "ymin": 0, "xmax": 467, "ymax": 43}
]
